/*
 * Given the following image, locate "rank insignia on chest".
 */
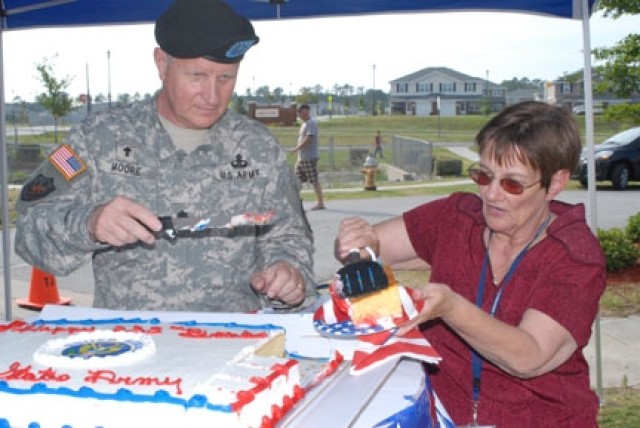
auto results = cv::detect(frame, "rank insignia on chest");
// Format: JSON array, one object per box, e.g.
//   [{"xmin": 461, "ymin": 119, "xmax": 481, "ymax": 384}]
[
  {"xmin": 231, "ymin": 154, "xmax": 248, "ymax": 169},
  {"xmin": 48, "ymin": 144, "xmax": 87, "ymax": 181},
  {"xmin": 20, "ymin": 174, "xmax": 55, "ymax": 201}
]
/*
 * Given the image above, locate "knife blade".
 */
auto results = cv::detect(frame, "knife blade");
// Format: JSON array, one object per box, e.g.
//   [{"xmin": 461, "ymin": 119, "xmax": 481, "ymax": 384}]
[{"xmin": 158, "ymin": 211, "xmax": 274, "ymax": 240}]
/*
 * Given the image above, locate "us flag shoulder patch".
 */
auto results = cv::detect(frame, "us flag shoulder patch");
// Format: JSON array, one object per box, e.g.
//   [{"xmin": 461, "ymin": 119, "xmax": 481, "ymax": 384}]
[{"xmin": 48, "ymin": 144, "xmax": 87, "ymax": 181}]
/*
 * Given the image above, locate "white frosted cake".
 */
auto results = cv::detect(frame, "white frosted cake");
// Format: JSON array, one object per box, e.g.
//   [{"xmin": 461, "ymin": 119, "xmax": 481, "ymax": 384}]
[{"xmin": 0, "ymin": 318, "xmax": 342, "ymax": 428}]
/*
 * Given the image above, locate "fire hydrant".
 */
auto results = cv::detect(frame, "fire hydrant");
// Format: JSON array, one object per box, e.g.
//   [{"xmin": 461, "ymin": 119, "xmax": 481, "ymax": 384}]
[{"xmin": 361, "ymin": 155, "xmax": 378, "ymax": 191}]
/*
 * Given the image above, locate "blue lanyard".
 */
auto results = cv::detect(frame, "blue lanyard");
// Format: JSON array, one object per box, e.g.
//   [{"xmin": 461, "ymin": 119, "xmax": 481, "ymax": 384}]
[{"xmin": 470, "ymin": 215, "xmax": 551, "ymax": 423}]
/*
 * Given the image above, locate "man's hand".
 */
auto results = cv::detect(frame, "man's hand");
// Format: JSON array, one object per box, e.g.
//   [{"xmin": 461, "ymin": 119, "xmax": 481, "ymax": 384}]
[
  {"xmin": 250, "ymin": 261, "xmax": 306, "ymax": 306},
  {"xmin": 87, "ymin": 196, "xmax": 162, "ymax": 246}
]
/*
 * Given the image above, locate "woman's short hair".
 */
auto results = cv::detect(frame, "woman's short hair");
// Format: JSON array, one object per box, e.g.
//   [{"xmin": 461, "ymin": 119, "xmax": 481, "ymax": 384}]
[{"xmin": 475, "ymin": 101, "xmax": 582, "ymax": 189}]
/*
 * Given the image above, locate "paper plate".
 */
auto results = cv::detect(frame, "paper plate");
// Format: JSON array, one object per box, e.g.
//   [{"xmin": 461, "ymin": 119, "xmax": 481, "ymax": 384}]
[
  {"xmin": 313, "ymin": 284, "xmax": 421, "ymax": 339},
  {"xmin": 313, "ymin": 317, "xmax": 389, "ymax": 338},
  {"xmin": 313, "ymin": 299, "xmax": 398, "ymax": 338}
]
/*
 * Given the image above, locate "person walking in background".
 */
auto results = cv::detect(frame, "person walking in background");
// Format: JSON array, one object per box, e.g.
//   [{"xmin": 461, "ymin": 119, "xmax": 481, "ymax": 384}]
[
  {"xmin": 14, "ymin": 0, "xmax": 315, "ymax": 313},
  {"xmin": 292, "ymin": 104, "xmax": 325, "ymax": 210},
  {"xmin": 373, "ymin": 130, "xmax": 384, "ymax": 158}
]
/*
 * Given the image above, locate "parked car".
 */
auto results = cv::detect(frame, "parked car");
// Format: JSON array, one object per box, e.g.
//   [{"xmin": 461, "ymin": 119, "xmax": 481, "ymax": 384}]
[
  {"xmin": 572, "ymin": 103, "xmax": 605, "ymax": 115},
  {"xmin": 575, "ymin": 127, "xmax": 640, "ymax": 190}
]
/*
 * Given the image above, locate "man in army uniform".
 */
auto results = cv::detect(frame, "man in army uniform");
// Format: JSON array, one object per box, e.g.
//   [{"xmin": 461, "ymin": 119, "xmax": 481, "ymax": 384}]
[{"xmin": 14, "ymin": 0, "xmax": 315, "ymax": 312}]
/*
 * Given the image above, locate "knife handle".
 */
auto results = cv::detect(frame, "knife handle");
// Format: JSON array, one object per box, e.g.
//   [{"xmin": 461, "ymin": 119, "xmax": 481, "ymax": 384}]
[
  {"xmin": 345, "ymin": 248, "xmax": 360, "ymax": 265},
  {"xmin": 158, "ymin": 216, "xmax": 177, "ymax": 240}
]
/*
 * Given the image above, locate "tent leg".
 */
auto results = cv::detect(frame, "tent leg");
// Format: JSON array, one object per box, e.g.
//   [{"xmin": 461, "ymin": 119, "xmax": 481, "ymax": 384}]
[
  {"xmin": 0, "ymin": 28, "xmax": 13, "ymax": 321},
  {"xmin": 580, "ymin": 0, "xmax": 602, "ymax": 403}
]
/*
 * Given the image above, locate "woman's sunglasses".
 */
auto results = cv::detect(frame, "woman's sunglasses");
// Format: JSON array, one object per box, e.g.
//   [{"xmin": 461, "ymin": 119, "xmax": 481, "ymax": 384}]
[{"xmin": 467, "ymin": 165, "xmax": 540, "ymax": 195}]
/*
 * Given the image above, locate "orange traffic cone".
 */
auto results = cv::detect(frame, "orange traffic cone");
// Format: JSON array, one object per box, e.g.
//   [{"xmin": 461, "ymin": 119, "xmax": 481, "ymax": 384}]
[{"xmin": 16, "ymin": 267, "xmax": 72, "ymax": 310}]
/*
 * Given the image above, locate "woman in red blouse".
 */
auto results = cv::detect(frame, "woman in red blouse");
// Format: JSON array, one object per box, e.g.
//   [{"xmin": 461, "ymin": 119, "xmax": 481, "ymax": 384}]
[{"xmin": 335, "ymin": 101, "xmax": 605, "ymax": 427}]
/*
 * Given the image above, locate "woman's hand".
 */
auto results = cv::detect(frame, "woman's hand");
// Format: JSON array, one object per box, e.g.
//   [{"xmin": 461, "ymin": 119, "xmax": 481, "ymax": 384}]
[
  {"xmin": 397, "ymin": 282, "xmax": 462, "ymax": 336},
  {"xmin": 334, "ymin": 216, "xmax": 423, "ymax": 271},
  {"xmin": 334, "ymin": 217, "xmax": 380, "ymax": 262}
]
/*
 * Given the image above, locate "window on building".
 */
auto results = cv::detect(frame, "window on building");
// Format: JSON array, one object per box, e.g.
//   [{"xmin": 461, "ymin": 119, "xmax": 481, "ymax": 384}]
[
  {"xmin": 417, "ymin": 82, "xmax": 433, "ymax": 93},
  {"xmin": 440, "ymin": 82, "xmax": 456, "ymax": 93},
  {"xmin": 561, "ymin": 83, "xmax": 572, "ymax": 94},
  {"xmin": 464, "ymin": 82, "xmax": 476, "ymax": 92},
  {"xmin": 396, "ymin": 83, "xmax": 409, "ymax": 93}
]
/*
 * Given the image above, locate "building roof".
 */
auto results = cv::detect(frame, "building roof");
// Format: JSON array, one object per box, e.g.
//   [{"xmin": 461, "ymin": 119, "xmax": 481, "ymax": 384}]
[{"xmin": 390, "ymin": 66, "xmax": 493, "ymax": 84}]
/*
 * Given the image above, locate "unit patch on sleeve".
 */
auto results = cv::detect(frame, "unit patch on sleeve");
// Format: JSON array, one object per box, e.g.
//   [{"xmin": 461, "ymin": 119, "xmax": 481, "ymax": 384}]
[
  {"xmin": 48, "ymin": 144, "xmax": 87, "ymax": 181},
  {"xmin": 20, "ymin": 174, "xmax": 55, "ymax": 201}
]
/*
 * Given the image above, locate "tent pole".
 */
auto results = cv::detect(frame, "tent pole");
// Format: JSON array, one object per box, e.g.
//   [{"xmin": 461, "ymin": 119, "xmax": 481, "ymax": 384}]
[
  {"xmin": 0, "ymin": 27, "xmax": 13, "ymax": 321},
  {"xmin": 580, "ymin": 0, "xmax": 602, "ymax": 402}
]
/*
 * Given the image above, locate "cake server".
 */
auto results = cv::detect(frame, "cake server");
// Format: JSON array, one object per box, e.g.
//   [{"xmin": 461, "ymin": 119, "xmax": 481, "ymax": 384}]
[
  {"xmin": 158, "ymin": 211, "xmax": 273, "ymax": 240},
  {"xmin": 336, "ymin": 247, "xmax": 388, "ymax": 298}
]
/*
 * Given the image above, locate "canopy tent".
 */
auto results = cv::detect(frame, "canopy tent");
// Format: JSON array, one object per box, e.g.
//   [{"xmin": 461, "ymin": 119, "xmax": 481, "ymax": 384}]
[
  {"xmin": 0, "ymin": 0, "xmax": 601, "ymax": 391},
  {"xmin": 3, "ymin": 0, "xmax": 594, "ymax": 27}
]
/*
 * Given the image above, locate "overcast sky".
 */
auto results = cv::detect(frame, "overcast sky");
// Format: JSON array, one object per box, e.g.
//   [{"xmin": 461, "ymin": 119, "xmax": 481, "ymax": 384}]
[{"xmin": 3, "ymin": 10, "xmax": 637, "ymax": 102}]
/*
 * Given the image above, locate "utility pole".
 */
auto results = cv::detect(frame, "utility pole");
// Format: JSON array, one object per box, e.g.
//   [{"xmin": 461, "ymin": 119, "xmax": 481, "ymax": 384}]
[
  {"xmin": 485, "ymin": 69, "xmax": 490, "ymax": 116},
  {"xmin": 107, "ymin": 50, "xmax": 112, "ymax": 109},
  {"xmin": 372, "ymin": 64, "xmax": 376, "ymax": 116},
  {"xmin": 86, "ymin": 62, "xmax": 92, "ymax": 115},
  {"xmin": 12, "ymin": 94, "xmax": 18, "ymax": 145}
]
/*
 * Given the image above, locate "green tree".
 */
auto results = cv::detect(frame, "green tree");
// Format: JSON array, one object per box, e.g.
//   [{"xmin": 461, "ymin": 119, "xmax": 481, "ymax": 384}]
[
  {"xmin": 273, "ymin": 87, "xmax": 285, "ymax": 103},
  {"xmin": 499, "ymin": 77, "xmax": 544, "ymax": 91},
  {"xmin": 255, "ymin": 85, "xmax": 271, "ymax": 102},
  {"xmin": 296, "ymin": 87, "xmax": 317, "ymax": 105},
  {"xmin": 117, "ymin": 93, "xmax": 131, "ymax": 107},
  {"xmin": 232, "ymin": 95, "xmax": 247, "ymax": 114},
  {"xmin": 596, "ymin": 0, "xmax": 640, "ymax": 18},
  {"xmin": 593, "ymin": 0, "xmax": 639, "ymax": 123},
  {"xmin": 35, "ymin": 56, "xmax": 73, "ymax": 143},
  {"xmin": 593, "ymin": 34, "xmax": 640, "ymax": 97}
]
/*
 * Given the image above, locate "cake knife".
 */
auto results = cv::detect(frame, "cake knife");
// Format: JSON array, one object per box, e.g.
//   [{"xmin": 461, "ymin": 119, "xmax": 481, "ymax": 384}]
[{"xmin": 158, "ymin": 211, "xmax": 274, "ymax": 240}]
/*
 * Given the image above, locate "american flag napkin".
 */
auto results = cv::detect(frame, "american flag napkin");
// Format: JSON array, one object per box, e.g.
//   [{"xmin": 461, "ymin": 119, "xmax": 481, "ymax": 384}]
[
  {"xmin": 351, "ymin": 325, "xmax": 441, "ymax": 375},
  {"xmin": 313, "ymin": 285, "xmax": 442, "ymax": 375}
]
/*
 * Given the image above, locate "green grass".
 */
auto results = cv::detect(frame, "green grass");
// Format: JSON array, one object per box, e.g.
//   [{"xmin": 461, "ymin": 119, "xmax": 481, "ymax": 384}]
[
  {"xmin": 7, "ymin": 132, "xmax": 60, "ymax": 145},
  {"xmin": 14, "ymin": 113, "xmax": 627, "ymax": 147},
  {"xmin": 284, "ymin": 144, "xmax": 464, "ymax": 172},
  {"xmin": 598, "ymin": 387, "xmax": 640, "ymax": 427},
  {"xmin": 270, "ymin": 114, "xmax": 629, "ymax": 147},
  {"xmin": 600, "ymin": 284, "xmax": 640, "ymax": 317}
]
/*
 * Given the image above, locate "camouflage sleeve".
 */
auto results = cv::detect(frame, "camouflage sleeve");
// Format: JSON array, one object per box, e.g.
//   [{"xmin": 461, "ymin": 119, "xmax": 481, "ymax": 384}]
[
  {"xmin": 14, "ymin": 126, "xmax": 107, "ymax": 276},
  {"xmin": 254, "ymin": 133, "xmax": 316, "ymax": 310}
]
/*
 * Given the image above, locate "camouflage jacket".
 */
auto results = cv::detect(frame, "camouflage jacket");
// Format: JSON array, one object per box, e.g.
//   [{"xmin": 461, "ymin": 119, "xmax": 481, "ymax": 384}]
[{"xmin": 15, "ymin": 98, "xmax": 315, "ymax": 312}]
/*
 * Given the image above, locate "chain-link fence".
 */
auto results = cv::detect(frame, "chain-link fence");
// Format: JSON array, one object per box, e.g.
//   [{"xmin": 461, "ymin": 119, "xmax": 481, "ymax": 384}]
[
  {"xmin": 391, "ymin": 135, "xmax": 433, "ymax": 179},
  {"xmin": 312, "ymin": 137, "xmax": 365, "ymax": 184},
  {"xmin": 305, "ymin": 135, "xmax": 434, "ymax": 184}
]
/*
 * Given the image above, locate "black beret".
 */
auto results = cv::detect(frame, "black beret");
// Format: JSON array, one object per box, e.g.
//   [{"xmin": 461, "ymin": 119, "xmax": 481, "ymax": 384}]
[{"xmin": 155, "ymin": 0, "xmax": 259, "ymax": 63}]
